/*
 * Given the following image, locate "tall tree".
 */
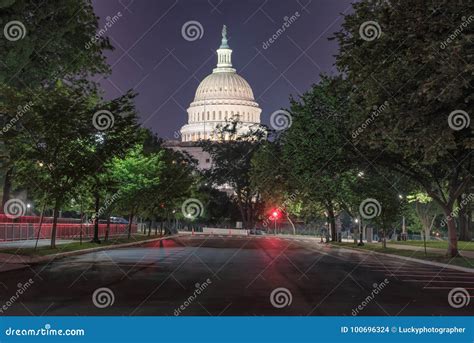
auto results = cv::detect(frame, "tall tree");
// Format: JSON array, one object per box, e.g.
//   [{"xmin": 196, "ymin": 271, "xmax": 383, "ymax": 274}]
[
  {"xmin": 0, "ymin": 0, "xmax": 113, "ymax": 207},
  {"xmin": 333, "ymin": 0, "xmax": 473, "ymax": 256},
  {"xmin": 7, "ymin": 81, "xmax": 138, "ymax": 248},
  {"xmin": 200, "ymin": 123, "xmax": 265, "ymax": 229}
]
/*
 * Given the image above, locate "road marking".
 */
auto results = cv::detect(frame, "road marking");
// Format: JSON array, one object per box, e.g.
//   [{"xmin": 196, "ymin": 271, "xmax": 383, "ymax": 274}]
[
  {"xmin": 402, "ymin": 280, "xmax": 474, "ymax": 283},
  {"xmin": 385, "ymin": 274, "xmax": 474, "ymax": 279},
  {"xmin": 423, "ymin": 286, "xmax": 474, "ymax": 290},
  {"xmin": 369, "ymin": 268, "xmax": 467, "ymax": 273}
]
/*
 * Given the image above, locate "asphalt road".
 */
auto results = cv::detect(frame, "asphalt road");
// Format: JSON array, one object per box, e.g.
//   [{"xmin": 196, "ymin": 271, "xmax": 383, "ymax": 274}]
[{"xmin": 0, "ymin": 235, "xmax": 472, "ymax": 316}]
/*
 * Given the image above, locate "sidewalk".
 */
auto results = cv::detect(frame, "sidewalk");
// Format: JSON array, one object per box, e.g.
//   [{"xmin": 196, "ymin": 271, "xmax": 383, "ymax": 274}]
[
  {"xmin": 0, "ymin": 235, "xmax": 180, "ymax": 273},
  {"xmin": 0, "ymin": 239, "xmax": 74, "ymax": 249},
  {"xmin": 341, "ymin": 238, "xmax": 474, "ymax": 258},
  {"xmin": 386, "ymin": 242, "xmax": 474, "ymax": 258}
]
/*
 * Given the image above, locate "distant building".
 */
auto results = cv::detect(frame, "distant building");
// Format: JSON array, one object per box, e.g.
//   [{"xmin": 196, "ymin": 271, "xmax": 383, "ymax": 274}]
[{"xmin": 165, "ymin": 25, "xmax": 262, "ymax": 170}]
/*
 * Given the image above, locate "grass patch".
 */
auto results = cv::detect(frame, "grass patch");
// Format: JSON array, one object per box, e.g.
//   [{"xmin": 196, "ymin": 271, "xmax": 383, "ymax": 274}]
[
  {"xmin": 330, "ymin": 242, "xmax": 474, "ymax": 269},
  {"xmin": 391, "ymin": 240, "xmax": 474, "ymax": 251},
  {"xmin": 0, "ymin": 234, "xmax": 163, "ymax": 257}
]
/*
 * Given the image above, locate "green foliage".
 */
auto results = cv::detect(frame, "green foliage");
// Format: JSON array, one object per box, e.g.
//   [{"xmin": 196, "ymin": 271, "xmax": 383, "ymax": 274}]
[
  {"xmin": 201, "ymin": 123, "xmax": 266, "ymax": 228},
  {"xmin": 0, "ymin": 0, "xmax": 112, "ymax": 87}
]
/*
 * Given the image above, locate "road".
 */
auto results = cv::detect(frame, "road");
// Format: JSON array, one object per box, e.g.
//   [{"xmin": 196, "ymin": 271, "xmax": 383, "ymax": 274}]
[{"xmin": 0, "ymin": 235, "xmax": 472, "ymax": 316}]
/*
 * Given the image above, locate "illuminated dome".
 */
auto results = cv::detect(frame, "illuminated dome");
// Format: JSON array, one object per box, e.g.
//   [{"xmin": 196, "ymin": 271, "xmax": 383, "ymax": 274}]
[
  {"xmin": 194, "ymin": 72, "xmax": 255, "ymax": 102},
  {"xmin": 180, "ymin": 25, "xmax": 261, "ymax": 142}
]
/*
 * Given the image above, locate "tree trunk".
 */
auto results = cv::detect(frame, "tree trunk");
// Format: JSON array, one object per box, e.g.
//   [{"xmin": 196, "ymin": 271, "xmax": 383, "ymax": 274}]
[
  {"xmin": 327, "ymin": 205, "xmax": 336, "ymax": 241},
  {"xmin": 458, "ymin": 198, "xmax": 471, "ymax": 241},
  {"xmin": 160, "ymin": 221, "xmax": 163, "ymax": 236},
  {"xmin": 34, "ymin": 202, "xmax": 46, "ymax": 250},
  {"xmin": 105, "ymin": 215, "xmax": 110, "ymax": 241},
  {"xmin": 92, "ymin": 192, "xmax": 100, "ymax": 243},
  {"xmin": 50, "ymin": 197, "xmax": 61, "ymax": 249},
  {"xmin": 127, "ymin": 210, "xmax": 134, "ymax": 239},
  {"xmin": 1, "ymin": 168, "xmax": 12, "ymax": 211},
  {"xmin": 445, "ymin": 215, "xmax": 459, "ymax": 257},
  {"xmin": 286, "ymin": 214, "xmax": 296, "ymax": 235}
]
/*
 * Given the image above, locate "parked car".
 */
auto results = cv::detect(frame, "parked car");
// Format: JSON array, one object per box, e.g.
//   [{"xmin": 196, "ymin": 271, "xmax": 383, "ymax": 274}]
[
  {"xmin": 110, "ymin": 217, "xmax": 129, "ymax": 224},
  {"xmin": 249, "ymin": 228, "xmax": 265, "ymax": 235}
]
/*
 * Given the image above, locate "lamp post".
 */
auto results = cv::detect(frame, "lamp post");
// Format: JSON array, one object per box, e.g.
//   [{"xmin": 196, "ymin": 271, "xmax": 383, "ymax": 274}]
[{"xmin": 271, "ymin": 210, "xmax": 279, "ymax": 235}]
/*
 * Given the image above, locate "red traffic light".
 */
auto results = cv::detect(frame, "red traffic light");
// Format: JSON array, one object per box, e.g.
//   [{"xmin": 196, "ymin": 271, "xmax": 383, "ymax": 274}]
[{"xmin": 270, "ymin": 209, "xmax": 280, "ymax": 219}]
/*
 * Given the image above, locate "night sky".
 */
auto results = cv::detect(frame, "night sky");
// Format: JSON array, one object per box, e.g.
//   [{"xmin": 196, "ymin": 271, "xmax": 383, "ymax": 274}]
[{"xmin": 92, "ymin": 0, "xmax": 354, "ymax": 139}]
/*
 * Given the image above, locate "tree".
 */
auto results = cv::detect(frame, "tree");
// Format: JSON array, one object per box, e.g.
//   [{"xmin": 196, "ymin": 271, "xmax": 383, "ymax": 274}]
[
  {"xmin": 200, "ymin": 123, "xmax": 265, "ymax": 229},
  {"xmin": 0, "ymin": 0, "xmax": 111, "ymax": 87},
  {"xmin": 139, "ymin": 132, "xmax": 197, "ymax": 235},
  {"xmin": 0, "ymin": 0, "xmax": 113, "ymax": 207},
  {"xmin": 251, "ymin": 140, "xmax": 301, "ymax": 235},
  {"xmin": 407, "ymin": 193, "xmax": 440, "ymax": 241},
  {"xmin": 333, "ymin": 0, "xmax": 473, "ymax": 256},
  {"xmin": 87, "ymin": 92, "xmax": 140, "ymax": 243},
  {"xmin": 111, "ymin": 145, "xmax": 166, "ymax": 239},
  {"xmin": 7, "ymin": 81, "xmax": 138, "ymax": 248},
  {"xmin": 278, "ymin": 78, "xmax": 358, "ymax": 241}
]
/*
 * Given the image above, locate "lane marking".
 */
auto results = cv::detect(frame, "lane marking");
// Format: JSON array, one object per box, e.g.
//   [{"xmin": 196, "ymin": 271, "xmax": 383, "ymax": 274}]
[
  {"xmin": 423, "ymin": 286, "xmax": 474, "ymax": 290},
  {"xmin": 384, "ymin": 274, "xmax": 474, "ymax": 279},
  {"xmin": 402, "ymin": 280, "xmax": 474, "ymax": 283}
]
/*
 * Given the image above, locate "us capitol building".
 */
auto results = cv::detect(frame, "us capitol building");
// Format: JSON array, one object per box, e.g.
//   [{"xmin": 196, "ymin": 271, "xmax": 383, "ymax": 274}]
[{"xmin": 165, "ymin": 26, "xmax": 262, "ymax": 169}]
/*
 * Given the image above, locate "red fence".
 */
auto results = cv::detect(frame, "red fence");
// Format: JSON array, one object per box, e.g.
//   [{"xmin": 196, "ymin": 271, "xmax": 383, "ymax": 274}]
[{"xmin": 0, "ymin": 222, "xmax": 137, "ymax": 241}]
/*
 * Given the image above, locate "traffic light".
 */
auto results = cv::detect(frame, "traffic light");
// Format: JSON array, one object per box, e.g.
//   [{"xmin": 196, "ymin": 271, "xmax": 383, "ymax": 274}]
[{"xmin": 270, "ymin": 209, "xmax": 280, "ymax": 219}]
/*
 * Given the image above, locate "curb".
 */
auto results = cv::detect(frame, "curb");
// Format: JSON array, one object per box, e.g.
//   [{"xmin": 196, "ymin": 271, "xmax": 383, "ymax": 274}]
[
  {"xmin": 329, "ymin": 244, "xmax": 474, "ymax": 274},
  {"xmin": 0, "ymin": 234, "xmax": 182, "ymax": 266}
]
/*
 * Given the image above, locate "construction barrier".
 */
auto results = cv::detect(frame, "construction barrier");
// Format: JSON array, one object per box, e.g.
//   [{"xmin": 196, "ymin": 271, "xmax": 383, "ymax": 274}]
[{"xmin": 0, "ymin": 222, "xmax": 137, "ymax": 241}]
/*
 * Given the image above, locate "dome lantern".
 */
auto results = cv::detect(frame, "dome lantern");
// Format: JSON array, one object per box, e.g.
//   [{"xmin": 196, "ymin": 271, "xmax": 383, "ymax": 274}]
[{"xmin": 215, "ymin": 25, "xmax": 234, "ymax": 72}]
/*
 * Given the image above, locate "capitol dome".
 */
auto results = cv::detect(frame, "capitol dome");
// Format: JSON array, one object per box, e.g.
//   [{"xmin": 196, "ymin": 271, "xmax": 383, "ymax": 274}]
[
  {"xmin": 180, "ymin": 25, "xmax": 261, "ymax": 142},
  {"xmin": 194, "ymin": 72, "xmax": 255, "ymax": 102}
]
